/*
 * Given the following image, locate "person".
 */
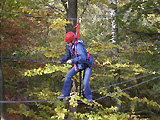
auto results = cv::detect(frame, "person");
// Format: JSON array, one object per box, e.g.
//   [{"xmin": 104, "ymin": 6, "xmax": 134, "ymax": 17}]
[{"xmin": 57, "ymin": 32, "xmax": 94, "ymax": 103}]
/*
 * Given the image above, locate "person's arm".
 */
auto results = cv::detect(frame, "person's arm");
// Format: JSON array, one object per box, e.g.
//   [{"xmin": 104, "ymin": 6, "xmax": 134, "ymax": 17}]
[
  {"xmin": 60, "ymin": 49, "xmax": 71, "ymax": 63},
  {"xmin": 71, "ymin": 43, "xmax": 87, "ymax": 64}
]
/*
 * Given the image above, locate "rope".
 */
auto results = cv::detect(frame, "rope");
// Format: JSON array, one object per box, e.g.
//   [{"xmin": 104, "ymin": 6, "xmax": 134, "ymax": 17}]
[
  {"xmin": 1, "ymin": 6, "xmax": 160, "ymax": 104},
  {"xmin": 1, "ymin": 6, "xmax": 159, "ymax": 20},
  {"xmin": 94, "ymin": 75, "xmax": 160, "ymax": 101},
  {"xmin": 0, "ymin": 75, "xmax": 159, "ymax": 103},
  {"xmin": 92, "ymin": 35, "xmax": 160, "ymax": 56},
  {"xmin": 0, "ymin": 57, "xmax": 58, "ymax": 63},
  {"xmin": 92, "ymin": 71, "xmax": 160, "ymax": 92},
  {"xmin": 1, "ymin": 36, "xmax": 159, "ymax": 63},
  {"xmin": 115, "ymin": 7, "xmax": 160, "ymax": 16},
  {"xmin": 76, "ymin": 19, "xmax": 81, "ymax": 39},
  {"xmin": 0, "ymin": 100, "xmax": 48, "ymax": 103},
  {"xmin": 0, "ymin": 98, "xmax": 71, "ymax": 104}
]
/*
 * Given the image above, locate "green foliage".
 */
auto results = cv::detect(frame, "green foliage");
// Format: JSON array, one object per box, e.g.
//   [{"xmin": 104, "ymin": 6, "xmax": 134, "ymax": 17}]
[
  {"xmin": 1, "ymin": 0, "xmax": 160, "ymax": 119},
  {"xmin": 49, "ymin": 18, "xmax": 71, "ymax": 30},
  {"xmin": 24, "ymin": 64, "xmax": 72, "ymax": 77}
]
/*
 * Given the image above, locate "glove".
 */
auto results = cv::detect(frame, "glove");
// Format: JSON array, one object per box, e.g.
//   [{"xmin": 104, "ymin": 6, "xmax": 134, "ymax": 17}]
[{"xmin": 66, "ymin": 60, "xmax": 72, "ymax": 64}]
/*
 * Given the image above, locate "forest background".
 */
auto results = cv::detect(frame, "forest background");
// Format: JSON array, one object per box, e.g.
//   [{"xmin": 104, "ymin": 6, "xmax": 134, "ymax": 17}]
[{"xmin": 0, "ymin": 0, "xmax": 160, "ymax": 120}]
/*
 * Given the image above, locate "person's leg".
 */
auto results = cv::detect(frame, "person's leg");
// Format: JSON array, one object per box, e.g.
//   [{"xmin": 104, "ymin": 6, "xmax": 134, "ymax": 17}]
[
  {"xmin": 62, "ymin": 67, "xmax": 79, "ymax": 96},
  {"xmin": 83, "ymin": 67, "xmax": 92, "ymax": 100}
]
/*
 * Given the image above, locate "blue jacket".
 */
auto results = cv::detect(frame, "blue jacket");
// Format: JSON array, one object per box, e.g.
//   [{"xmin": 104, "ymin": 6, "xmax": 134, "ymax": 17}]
[{"xmin": 60, "ymin": 40, "xmax": 93, "ymax": 70}]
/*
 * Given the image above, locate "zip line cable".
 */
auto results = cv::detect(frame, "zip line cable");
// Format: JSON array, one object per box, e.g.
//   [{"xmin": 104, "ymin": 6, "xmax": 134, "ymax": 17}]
[
  {"xmin": 0, "ymin": 6, "xmax": 159, "ymax": 20},
  {"xmin": 115, "ymin": 7, "xmax": 160, "ymax": 16},
  {"xmin": 0, "ymin": 56, "xmax": 59, "ymax": 64},
  {"xmin": 1, "ymin": 6, "xmax": 159, "ymax": 63},
  {"xmin": 1, "ymin": 6, "xmax": 160, "ymax": 104},
  {"xmin": 92, "ymin": 71, "xmax": 160, "ymax": 92},
  {"xmin": 0, "ymin": 99, "xmax": 70, "ymax": 104},
  {"xmin": 121, "ymin": 36, "xmax": 160, "ymax": 49},
  {"xmin": 0, "ymin": 75, "xmax": 159, "ymax": 103},
  {"xmin": 92, "ymin": 35, "xmax": 160, "ymax": 56},
  {"xmin": 1, "ymin": 36, "xmax": 159, "ymax": 63},
  {"xmin": 0, "ymin": 41, "xmax": 158, "ymax": 63},
  {"xmin": 0, "ymin": 40, "xmax": 159, "ymax": 103},
  {"xmin": 94, "ymin": 75, "xmax": 160, "ymax": 101},
  {"xmin": 0, "ymin": 100, "xmax": 48, "ymax": 104},
  {"xmin": 122, "ymin": 41, "xmax": 160, "ymax": 54}
]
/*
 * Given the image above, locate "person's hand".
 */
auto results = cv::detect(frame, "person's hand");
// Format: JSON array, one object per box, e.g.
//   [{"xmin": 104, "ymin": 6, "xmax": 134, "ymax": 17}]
[{"xmin": 66, "ymin": 60, "xmax": 72, "ymax": 64}]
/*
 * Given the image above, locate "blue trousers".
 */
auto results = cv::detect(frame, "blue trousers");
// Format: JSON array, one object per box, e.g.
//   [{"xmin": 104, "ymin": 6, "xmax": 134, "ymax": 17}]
[{"xmin": 62, "ymin": 67, "xmax": 92, "ymax": 100}]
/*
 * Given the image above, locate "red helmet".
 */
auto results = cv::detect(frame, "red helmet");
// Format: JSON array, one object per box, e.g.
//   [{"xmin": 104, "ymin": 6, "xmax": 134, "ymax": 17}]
[{"xmin": 64, "ymin": 32, "xmax": 76, "ymax": 43}]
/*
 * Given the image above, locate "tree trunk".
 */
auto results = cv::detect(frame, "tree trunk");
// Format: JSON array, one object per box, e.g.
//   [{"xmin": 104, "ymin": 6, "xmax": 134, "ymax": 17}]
[
  {"xmin": 110, "ymin": 0, "xmax": 117, "ymax": 43},
  {"xmin": 61, "ymin": 0, "xmax": 77, "ymax": 33},
  {"xmin": 0, "ymin": 1, "xmax": 8, "ymax": 119},
  {"xmin": 114, "ymin": 69, "xmax": 122, "ymax": 113},
  {"xmin": 0, "ymin": 49, "xmax": 8, "ymax": 120},
  {"xmin": 66, "ymin": 0, "xmax": 77, "ymax": 33},
  {"xmin": 110, "ymin": 0, "xmax": 121, "ymax": 112},
  {"xmin": 61, "ymin": 0, "xmax": 77, "ymax": 120}
]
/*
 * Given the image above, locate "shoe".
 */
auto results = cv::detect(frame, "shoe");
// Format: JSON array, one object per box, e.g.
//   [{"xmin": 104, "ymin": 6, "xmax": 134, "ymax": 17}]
[
  {"xmin": 57, "ymin": 94, "xmax": 70, "ymax": 100},
  {"xmin": 87, "ymin": 99, "xmax": 93, "ymax": 103}
]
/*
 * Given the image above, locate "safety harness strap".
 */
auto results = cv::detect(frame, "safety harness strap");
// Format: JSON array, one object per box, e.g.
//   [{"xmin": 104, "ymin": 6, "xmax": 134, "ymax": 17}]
[
  {"xmin": 73, "ymin": 22, "xmax": 80, "ymax": 71},
  {"xmin": 87, "ymin": 52, "xmax": 90, "ymax": 59},
  {"xmin": 70, "ymin": 21, "xmax": 91, "ymax": 71}
]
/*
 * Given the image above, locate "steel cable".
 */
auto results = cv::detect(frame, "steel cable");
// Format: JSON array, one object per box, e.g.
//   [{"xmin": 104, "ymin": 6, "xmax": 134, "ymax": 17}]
[
  {"xmin": 94, "ymin": 76, "xmax": 160, "ymax": 101},
  {"xmin": 92, "ymin": 71, "xmax": 160, "ymax": 92},
  {"xmin": 0, "ymin": 7, "xmax": 159, "ymax": 20}
]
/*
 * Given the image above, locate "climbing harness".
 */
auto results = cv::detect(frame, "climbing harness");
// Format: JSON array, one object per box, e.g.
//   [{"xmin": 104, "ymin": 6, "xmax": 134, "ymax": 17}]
[
  {"xmin": 70, "ymin": 18, "xmax": 83, "ymax": 97},
  {"xmin": 70, "ymin": 18, "xmax": 91, "ymax": 71}
]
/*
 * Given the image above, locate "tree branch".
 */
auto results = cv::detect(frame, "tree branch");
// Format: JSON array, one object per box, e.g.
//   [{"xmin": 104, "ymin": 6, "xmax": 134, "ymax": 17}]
[
  {"xmin": 61, "ymin": 0, "xmax": 68, "ymax": 11},
  {"xmin": 81, "ymin": 0, "xmax": 89, "ymax": 18},
  {"xmin": 47, "ymin": 4, "xmax": 65, "ymax": 13}
]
